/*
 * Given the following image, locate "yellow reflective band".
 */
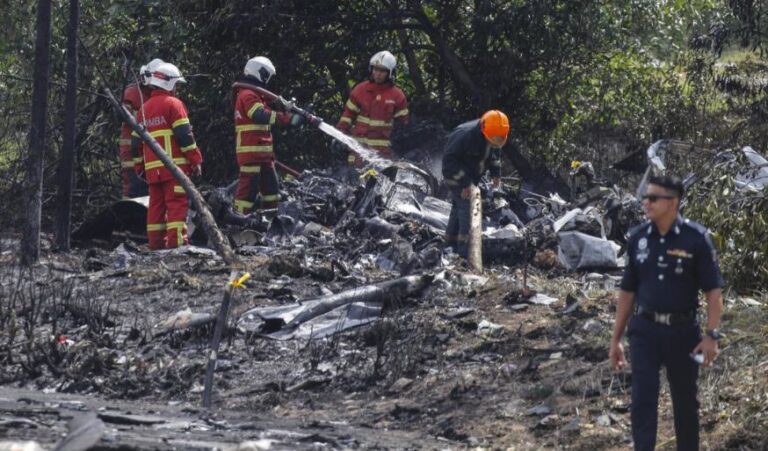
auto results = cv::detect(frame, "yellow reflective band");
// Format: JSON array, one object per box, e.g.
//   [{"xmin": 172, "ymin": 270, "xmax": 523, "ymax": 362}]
[
  {"xmin": 240, "ymin": 165, "xmax": 262, "ymax": 174},
  {"xmin": 394, "ymin": 108, "xmax": 409, "ymax": 118},
  {"xmin": 149, "ymin": 129, "xmax": 173, "ymax": 139},
  {"xmin": 119, "ymin": 138, "xmax": 132, "ymax": 146},
  {"xmin": 181, "ymin": 143, "xmax": 197, "ymax": 152},
  {"xmin": 131, "ymin": 131, "xmax": 139, "ymax": 138},
  {"xmin": 356, "ymin": 115, "xmax": 392, "ymax": 127},
  {"xmin": 247, "ymin": 102, "xmax": 264, "ymax": 119},
  {"xmin": 166, "ymin": 221, "xmax": 185, "ymax": 246},
  {"xmin": 345, "ymin": 99, "xmax": 360, "ymax": 113},
  {"xmin": 236, "ymin": 124, "xmax": 270, "ymax": 132},
  {"xmin": 172, "ymin": 118, "xmax": 190, "ymax": 128},
  {"xmin": 269, "ymin": 111, "xmax": 277, "ymax": 125},
  {"xmin": 148, "ymin": 128, "xmax": 175, "ymax": 157},
  {"xmin": 360, "ymin": 138, "xmax": 390, "ymax": 147},
  {"xmin": 133, "ymin": 157, "xmax": 144, "ymax": 164},
  {"xmin": 234, "ymin": 199, "xmax": 254, "ymax": 212},
  {"xmin": 261, "ymin": 194, "xmax": 279, "ymax": 202},
  {"xmin": 121, "ymin": 161, "xmax": 135, "ymax": 169},
  {"xmin": 347, "ymin": 154, "xmax": 357, "ymax": 163},
  {"xmin": 173, "ymin": 185, "xmax": 185, "ymax": 194},
  {"xmin": 236, "ymin": 123, "xmax": 272, "ymax": 153},
  {"xmin": 236, "ymin": 145, "xmax": 273, "ymax": 154},
  {"xmin": 147, "ymin": 223, "xmax": 166, "ymax": 232},
  {"xmin": 144, "ymin": 157, "xmax": 189, "ymax": 170},
  {"xmin": 339, "ymin": 116, "xmax": 352, "ymax": 124}
]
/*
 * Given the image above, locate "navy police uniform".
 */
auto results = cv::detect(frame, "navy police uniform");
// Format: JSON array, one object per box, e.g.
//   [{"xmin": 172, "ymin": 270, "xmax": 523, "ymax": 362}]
[
  {"xmin": 441, "ymin": 119, "xmax": 501, "ymax": 257},
  {"xmin": 620, "ymin": 215, "xmax": 723, "ymax": 451}
]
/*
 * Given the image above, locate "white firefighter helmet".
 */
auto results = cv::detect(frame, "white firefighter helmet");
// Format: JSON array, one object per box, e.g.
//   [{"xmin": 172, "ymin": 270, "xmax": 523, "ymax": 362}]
[
  {"xmin": 369, "ymin": 50, "xmax": 397, "ymax": 79},
  {"xmin": 148, "ymin": 62, "xmax": 186, "ymax": 91},
  {"xmin": 244, "ymin": 56, "xmax": 276, "ymax": 84},
  {"xmin": 140, "ymin": 58, "xmax": 165, "ymax": 86}
]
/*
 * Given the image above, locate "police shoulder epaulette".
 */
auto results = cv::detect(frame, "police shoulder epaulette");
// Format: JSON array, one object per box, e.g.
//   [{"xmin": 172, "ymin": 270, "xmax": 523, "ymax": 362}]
[
  {"xmin": 627, "ymin": 221, "xmax": 651, "ymax": 239},
  {"xmin": 680, "ymin": 217, "xmax": 709, "ymax": 235}
]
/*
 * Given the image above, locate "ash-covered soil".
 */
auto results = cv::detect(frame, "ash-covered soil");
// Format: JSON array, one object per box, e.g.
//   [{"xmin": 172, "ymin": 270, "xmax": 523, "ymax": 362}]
[{"xmin": 0, "ymin": 238, "xmax": 766, "ymax": 450}]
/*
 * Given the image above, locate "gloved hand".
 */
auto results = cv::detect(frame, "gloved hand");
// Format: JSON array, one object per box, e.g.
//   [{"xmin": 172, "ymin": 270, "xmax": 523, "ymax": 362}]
[
  {"xmin": 461, "ymin": 184, "xmax": 474, "ymax": 200},
  {"xmin": 289, "ymin": 113, "xmax": 305, "ymax": 127},
  {"xmin": 330, "ymin": 139, "xmax": 347, "ymax": 153},
  {"xmin": 270, "ymin": 96, "xmax": 295, "ymax": 112}
]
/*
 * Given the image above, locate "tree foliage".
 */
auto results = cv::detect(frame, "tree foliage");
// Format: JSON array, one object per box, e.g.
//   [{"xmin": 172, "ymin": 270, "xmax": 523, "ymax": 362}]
[{"xmin": 2, "ymin": 0, "xmax": 767, "ymax": 259}]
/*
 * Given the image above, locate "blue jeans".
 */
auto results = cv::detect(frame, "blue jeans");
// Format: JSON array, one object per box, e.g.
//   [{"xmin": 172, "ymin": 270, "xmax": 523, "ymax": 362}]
[{"xmin": 445, "ymin": 188, "xmax": 470, "ymax": 258}]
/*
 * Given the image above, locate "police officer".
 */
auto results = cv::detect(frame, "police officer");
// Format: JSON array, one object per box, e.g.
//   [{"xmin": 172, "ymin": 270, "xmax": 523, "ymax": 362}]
[{"xmin": 609, "ymin": 175, "xmax": 724, "ymax": 451}]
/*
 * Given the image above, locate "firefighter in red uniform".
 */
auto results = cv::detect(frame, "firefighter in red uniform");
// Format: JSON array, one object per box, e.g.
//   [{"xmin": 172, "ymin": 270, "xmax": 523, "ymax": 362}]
[
  {"xmin": 336, "ymin": 50, "xmax": 409, "ymax": 166},
  {"xmin": 131, "ymin": 62, "xmax": 203, "ymax": 250},
  {"xmin": 118, "ymin": 58, "xmax": 164, "ymax": 198},
  {"xmin": 232, "ymin": 56, "xmax": 304, "ymax": 215}
]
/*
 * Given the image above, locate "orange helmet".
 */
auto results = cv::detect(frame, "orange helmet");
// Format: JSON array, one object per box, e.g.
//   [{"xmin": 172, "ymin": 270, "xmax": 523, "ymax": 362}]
[{"xmin": 480, "ymin": 110, "xmax": 510, "ymax": 147}]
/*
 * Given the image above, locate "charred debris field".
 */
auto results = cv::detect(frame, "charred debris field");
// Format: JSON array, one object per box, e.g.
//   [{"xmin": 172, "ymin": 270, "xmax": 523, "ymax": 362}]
[{"xmin": 1, "ymin": 163, "xmax": 767, "ymax": 450}]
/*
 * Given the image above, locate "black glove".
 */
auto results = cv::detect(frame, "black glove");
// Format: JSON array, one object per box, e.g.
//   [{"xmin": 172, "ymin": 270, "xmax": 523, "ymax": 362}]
[
  {"xmin": 330, "ymin": 139, "xmax": 347, "ymax": 153},
  {"xmin": 270, "ymin": 96, "xmax": 294, "ymax": 112}
]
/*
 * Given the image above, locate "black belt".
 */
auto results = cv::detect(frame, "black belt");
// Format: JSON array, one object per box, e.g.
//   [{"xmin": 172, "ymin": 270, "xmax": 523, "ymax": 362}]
[{"xmin": 636, "ymin": 305, "xmax": 696, "ymax": 325}]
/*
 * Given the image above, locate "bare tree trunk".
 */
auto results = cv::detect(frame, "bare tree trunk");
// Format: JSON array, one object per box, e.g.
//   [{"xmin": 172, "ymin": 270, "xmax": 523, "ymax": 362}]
[
  {"xmin": 396, "ymin": 29, "xmax": 427, "ymax": 98},
  {"xmin": 55, "ymin": 0, "xmax": 79, "ymax": 252},
  {"xmin": 407, "ymin": 1, "xmax": 487, "ymax": 108},
  {"xmin": 467, "ymin": 185, "xmax": 483, "ymax": 273},
  {"xmin": 21, "ymin": 0, "xmax": 52, "ymax": 266}
]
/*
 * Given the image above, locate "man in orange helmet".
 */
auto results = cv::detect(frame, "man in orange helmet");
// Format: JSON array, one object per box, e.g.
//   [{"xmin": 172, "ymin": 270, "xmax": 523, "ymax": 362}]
[{"xmin": 442, "ymin": 110, "xmax": 510, "ymax": 258}]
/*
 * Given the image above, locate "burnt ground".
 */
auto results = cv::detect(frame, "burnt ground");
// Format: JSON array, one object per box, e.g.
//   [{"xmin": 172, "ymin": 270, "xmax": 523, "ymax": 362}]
[{"xmin": 0, "ymin": 237, "xmax": 767, "ymax": 450}]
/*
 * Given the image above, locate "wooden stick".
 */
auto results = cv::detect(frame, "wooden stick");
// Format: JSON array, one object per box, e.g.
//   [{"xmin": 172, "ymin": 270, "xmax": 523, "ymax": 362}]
[
  {"xmin": 202, "ymin": 271, "xmax": 237, "ymax": 408},
  {"xmin": 467, "ymin": 185, "xmax": 483, "ymax": 273}
]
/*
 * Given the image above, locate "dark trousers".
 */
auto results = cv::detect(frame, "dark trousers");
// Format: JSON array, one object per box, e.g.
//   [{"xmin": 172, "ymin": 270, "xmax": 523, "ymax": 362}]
[
  {"xmin": 629, "ymin": 315, "xmax": 701, "ymax": 451},
  {"xmin": 126, "ymin": 170, "xmax": 148, "ymax": 198},
  {"xmin": 445, "ymin": 188, "xmax": 470, "ymax": 258}
]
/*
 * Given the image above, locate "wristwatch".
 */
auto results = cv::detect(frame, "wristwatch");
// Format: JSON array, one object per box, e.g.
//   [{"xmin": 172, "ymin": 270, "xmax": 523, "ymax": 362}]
[{"xmin": 706, "ymin": 329, "xmax": 721, "ymax": 340}]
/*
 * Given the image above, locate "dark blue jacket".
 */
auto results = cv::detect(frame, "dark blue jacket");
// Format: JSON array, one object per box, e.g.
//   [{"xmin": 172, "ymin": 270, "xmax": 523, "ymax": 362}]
[
  {"xmin": 442, "ymin": 119, "xmax": 501, "ymax": 189},
  {"xmin": 620, "ymin": 215, "xmax": 724, "ymax": 313}
]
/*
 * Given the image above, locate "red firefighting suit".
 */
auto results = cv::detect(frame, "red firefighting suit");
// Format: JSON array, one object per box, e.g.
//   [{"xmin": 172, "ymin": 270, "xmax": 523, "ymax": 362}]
[
  {"xmin": 232, "ymin": 83, "xmax": 292, "ymax": 214},
  {"xmin": 120, "ymin": 83, "xmax": 150, "ymax": 198},
  {"xmin": 336, "ymin": 80, "xmax": 409, "ymax": 166},
  {"xmin": 131, "ymin": 90, "xmax": 202, "ymax": 250}
]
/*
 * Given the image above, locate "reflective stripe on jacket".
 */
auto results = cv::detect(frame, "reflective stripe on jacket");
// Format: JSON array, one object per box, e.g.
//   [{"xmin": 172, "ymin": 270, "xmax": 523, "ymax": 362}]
[
  {"xmin": 133, "ymin": 90, "xmax": 202, "ymax": 184},
  {"xmin": 233, "ymin": 84, "xmax": 291, "ymax": 165},
  {"xmin": 441, "ymin": 119, "xmax": 501, "ymax": 189},
  {"xmin": 336, "ymin": 81, "xmax": 408, "ymax": 152}
]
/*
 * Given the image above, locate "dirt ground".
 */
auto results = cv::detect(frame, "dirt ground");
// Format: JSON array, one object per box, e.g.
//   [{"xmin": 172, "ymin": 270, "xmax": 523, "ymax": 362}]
[{"xmin": 0, "ymin": 237, "xmax": 766, "ymax": 450}]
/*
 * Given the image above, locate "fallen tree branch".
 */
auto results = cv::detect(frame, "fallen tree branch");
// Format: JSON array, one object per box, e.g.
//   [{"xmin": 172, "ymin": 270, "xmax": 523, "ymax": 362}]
[{"xmin": 101, "ymin": 88, "xmax": 237, "ymax": 266}]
